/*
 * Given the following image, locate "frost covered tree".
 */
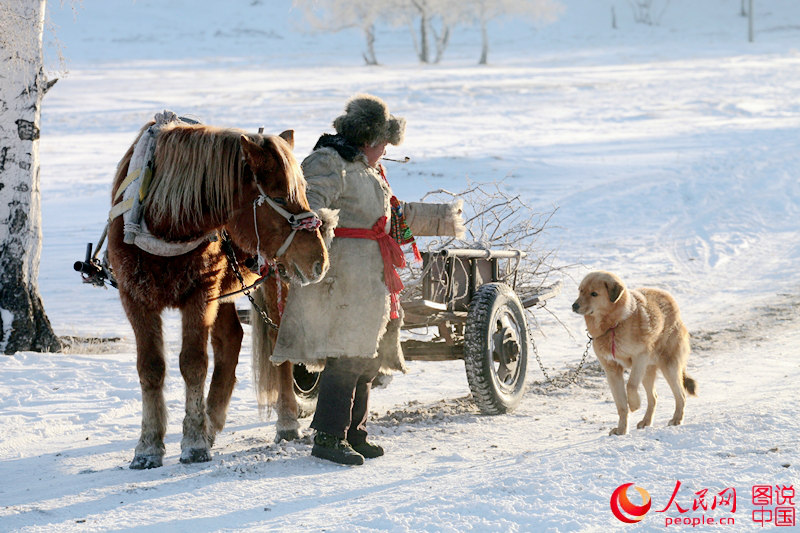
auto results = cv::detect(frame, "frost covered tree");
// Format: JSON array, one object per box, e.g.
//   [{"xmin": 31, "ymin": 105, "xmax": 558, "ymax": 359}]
[
  {"xmin": 463, "ymin": 0, "xmax": 564, "ymax": 64},
  {"xmin": 402, "ymin": 0, "xmax": 458, "ymax": 64},
  {"xmin": 295, "ymin": 0, "xmax": 457, "ymax": 64},
  {"xmin": 0, "ymin": 1, "xmax": 60, "ymax": 354},
  {"xmin": 293, "ymin": 0, "xmax": 389, "ymax": 65},
  {"xmin": 295, "ymin": 0, "xmax": 564, "ymax": 65},
  {"xmin": 627, "ymin": 0, "xmax": 670, "ymax": 25},
  {"xmin": 399, "ymin": 0, "xmax": 564, "ymax": 64}
]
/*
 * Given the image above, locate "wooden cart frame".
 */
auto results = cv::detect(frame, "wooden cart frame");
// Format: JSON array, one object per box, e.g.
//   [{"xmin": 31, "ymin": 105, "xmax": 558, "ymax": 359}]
[{"xmin": 292, "ymin": 247, "xmax": 561, "ymax": 415}]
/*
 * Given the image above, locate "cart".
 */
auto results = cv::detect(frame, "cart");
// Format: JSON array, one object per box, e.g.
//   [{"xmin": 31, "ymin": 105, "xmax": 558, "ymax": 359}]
[{"xmin": 291, "ymin": 247, "xmax": 561, "ymax": 416}]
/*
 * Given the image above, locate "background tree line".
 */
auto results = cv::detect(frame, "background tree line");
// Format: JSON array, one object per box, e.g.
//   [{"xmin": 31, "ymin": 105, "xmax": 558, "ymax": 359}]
[{"xmin": 293, "ymin": 0, "xmax": 565, "ymax": 65}]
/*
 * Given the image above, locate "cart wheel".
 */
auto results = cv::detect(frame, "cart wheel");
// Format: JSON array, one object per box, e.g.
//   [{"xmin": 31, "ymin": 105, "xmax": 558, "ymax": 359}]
[
  {"xmin": 464, "ymin": 282, "xmax": 529, "ymax": 414},
  {"xmin": 292, "ymin": 364, "xmax": 319, "ymax": 418}
]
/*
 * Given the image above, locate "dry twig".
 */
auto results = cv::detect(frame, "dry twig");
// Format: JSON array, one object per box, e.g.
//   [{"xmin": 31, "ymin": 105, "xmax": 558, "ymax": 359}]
[{"xmin": 401, "ymin": 180, "xmax": 572, "ymax": 311}]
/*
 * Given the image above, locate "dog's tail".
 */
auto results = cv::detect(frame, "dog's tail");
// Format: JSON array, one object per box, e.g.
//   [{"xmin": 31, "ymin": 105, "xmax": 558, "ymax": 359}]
[{"xmin": 683, "ymin": 371, "xmax": 697, "ymax": 396}]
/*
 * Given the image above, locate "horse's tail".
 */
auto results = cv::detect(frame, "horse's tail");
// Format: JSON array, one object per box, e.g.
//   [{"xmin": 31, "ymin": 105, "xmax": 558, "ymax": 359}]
[{"xmin": 251, "ymin": 283, "xmax": 281, "ymax": 418}]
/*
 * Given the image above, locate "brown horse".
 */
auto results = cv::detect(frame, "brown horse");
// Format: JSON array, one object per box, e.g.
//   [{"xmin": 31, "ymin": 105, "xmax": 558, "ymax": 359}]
[{"xmin": 108, "ymin": 119, "xmax": 329, "ymax": 469}]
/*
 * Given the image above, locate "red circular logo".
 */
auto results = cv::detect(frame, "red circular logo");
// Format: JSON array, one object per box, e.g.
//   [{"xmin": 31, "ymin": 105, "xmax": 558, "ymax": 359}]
[{"xmin": 610, "ymin": 483, "xmax": 652, "ymax": 523}]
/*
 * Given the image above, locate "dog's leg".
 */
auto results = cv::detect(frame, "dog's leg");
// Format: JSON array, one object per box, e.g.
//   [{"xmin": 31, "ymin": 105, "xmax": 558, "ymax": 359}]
[
  {"xmin": 626, "ymin": 356, "xmax": 648, "ymax": 413},
  {"xmin": 637, "ymin": 365, "xmax": 658, "ymax": 429},
  {"xmin": 661, "ymin": 362, "xmax": 687, "ymax": 426},
  {"xmin": 603, "ymin": 363, "xmax": 629, "ymax": 435}
]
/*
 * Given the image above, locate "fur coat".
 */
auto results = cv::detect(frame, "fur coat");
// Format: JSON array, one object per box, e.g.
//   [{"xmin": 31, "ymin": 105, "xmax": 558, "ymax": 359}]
[{"xmin": 271, "ymin": 147, "xmax": 405, "ymax": 374}]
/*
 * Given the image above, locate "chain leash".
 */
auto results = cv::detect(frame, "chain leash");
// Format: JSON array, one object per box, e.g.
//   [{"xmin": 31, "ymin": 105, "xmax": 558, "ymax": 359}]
[
  {"xmin": 221, "ymin": 231, "xmax": 279, "ymax": 331},
  {"xmin": 532, "ymin": 331, "xmax": 593, "ymax": 388}
]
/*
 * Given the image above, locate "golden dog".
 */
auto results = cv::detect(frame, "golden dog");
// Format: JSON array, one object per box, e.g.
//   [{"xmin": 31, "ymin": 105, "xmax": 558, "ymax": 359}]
[{"xmin": 572, "ymin": 271, "xmax": 696, "ymax": 435}]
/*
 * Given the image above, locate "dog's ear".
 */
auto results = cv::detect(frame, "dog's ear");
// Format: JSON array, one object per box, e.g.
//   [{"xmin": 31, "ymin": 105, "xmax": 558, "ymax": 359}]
[{"xmin": 605, "ymin": 280, "xmax": 625, "ymax": 303}]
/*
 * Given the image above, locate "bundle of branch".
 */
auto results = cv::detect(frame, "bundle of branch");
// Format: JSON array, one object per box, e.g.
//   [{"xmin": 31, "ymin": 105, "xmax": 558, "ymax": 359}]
[{"xmin": 400, "ymin": 180, "xmax": 564, "ymax": 306}]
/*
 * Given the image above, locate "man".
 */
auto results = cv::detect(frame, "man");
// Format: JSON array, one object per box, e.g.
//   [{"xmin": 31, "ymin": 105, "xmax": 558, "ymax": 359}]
[{"xmin": 272, "ymin": 94, "xmax": 463, "ymax": 465}]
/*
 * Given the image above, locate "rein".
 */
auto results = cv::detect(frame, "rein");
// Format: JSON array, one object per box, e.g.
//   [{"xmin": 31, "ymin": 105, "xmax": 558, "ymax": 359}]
[
  {"xmin": 212, "ymin": 265, "xmax": 273, "ymax": 300},
  {"xmin": 218, "ymin": 231, "xmax": 278, "ymax": 330}
]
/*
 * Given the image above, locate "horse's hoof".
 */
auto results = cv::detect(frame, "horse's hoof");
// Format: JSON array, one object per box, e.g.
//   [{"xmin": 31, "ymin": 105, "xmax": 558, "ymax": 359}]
[
  {"xmin": 180, "ymin": 448, "xmax": 211, "ymax": 464},
  {"xmin": 130, "ymin": 454, "xmax": 163, "ymax": 469},
  {"xmin": 275, "ymin": 429, "xmax": 301, "ymax": 442}
]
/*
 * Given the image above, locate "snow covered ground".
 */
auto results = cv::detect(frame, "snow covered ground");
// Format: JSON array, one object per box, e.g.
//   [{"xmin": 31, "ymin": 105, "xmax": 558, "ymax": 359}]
[{"xmin": 2, "ymin": 0, "xmax": 799, "ymax": 531}]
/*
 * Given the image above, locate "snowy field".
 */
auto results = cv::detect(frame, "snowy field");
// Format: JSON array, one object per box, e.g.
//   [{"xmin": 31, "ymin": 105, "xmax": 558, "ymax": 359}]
[{"xmin": 2, "ymin": 0, "xmax": 799, "ymax": 531}]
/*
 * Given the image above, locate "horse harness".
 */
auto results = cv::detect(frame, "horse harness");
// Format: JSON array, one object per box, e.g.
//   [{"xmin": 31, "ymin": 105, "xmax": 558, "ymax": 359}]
[
  {"xmin": 86, "ymin": 111, "xmax": 324, "ymax": 332},
  {"xmin": 109, "ymin": 111, "xmax": 321, "ymax": 259},
  {"xmin": 216, "ymin": 185, "xmax": 321, "ymax": 323},
  {"xmin": 251, "ymin": 184, "xmax": 322, "ymax": 263},
  {"xmin": 219, "ymin": 231, "xmax": 279, "ymax": 330},
  {"xmin": 109, "ymin": 111, "xmax": 218, "ymax": 257},
  {"xmin": 214, "ymin": 183, "xmax": 322, "ymax": 329}
]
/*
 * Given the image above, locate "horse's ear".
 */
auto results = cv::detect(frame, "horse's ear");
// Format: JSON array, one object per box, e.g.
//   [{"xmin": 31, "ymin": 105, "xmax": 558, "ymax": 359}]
[
  {"xmin": 278, "ymin": 129, "xmax": 295, "ymax": 149},
  {"xmin": 240, "ymin": 135, "xmax": 275, "ymax": 173}
]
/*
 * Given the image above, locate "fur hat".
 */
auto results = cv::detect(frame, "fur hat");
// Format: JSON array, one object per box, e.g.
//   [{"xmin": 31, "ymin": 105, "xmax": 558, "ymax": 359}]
[{"xmin": 333, "ymin": 93, "xmax": 406, "ymax": 146}]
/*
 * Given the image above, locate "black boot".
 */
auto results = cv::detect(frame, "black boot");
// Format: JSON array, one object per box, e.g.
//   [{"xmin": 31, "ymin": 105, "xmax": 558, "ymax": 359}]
[
  {"xmin": 350, "ymin": 440, "xmax": 384, "ymax": 459},
  {"xmin": 311, "ymin": 432, "xmax": 365, "ymax": 465}
]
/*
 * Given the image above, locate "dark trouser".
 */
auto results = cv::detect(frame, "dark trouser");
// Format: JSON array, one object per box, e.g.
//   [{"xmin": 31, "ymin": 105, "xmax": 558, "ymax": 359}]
[{"xmin": 310, "ymin": 356, "xmax": 381, "ymax": 444}]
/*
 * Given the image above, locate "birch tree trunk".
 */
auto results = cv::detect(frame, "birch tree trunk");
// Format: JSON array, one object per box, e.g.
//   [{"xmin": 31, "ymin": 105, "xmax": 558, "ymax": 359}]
[
  {"xmin": 418, "ymin": 13, "xmax": 430, "ymax": 63},
  {"xmin": 0, "ymin": 0, "xmax": 60, "ymax": 354},
  {"xmin": 478, "ymin": 19, "xmax": 489, "ymax": 65},
  {"xmin": 431, "ymin": 21, "xmax": 449, "ymax": 64},
  {"xmin": 363, "ymin": 24, "xmax": 378, "ymax": 65}
]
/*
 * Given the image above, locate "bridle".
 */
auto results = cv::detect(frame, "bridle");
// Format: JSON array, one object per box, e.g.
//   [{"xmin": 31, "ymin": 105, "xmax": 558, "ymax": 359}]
[
  {"xmin": 212, "ymin": 183, "xmax": 323, "ymax": 324},
  {"xmin": 252, "ymin": 183, "xmax": 322, "ymax": 270}
]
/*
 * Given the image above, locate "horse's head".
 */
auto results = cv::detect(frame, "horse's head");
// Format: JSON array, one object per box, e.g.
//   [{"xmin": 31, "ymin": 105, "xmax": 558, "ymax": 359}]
[{"xmin": 231, "ymin": 132, "xmax": 329, "ymax": 286}]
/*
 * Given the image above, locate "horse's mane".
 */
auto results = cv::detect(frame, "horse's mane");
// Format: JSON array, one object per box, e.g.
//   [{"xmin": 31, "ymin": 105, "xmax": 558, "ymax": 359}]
[{"xmin": 142, "ymin": 124, "xmax": 305, "ymax": 229}]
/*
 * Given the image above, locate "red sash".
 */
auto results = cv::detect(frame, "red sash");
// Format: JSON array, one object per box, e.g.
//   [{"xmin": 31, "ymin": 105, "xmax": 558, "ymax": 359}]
[{"xmin": 334, "ymin": 215, "xmax": 405, "ymax": 319}]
